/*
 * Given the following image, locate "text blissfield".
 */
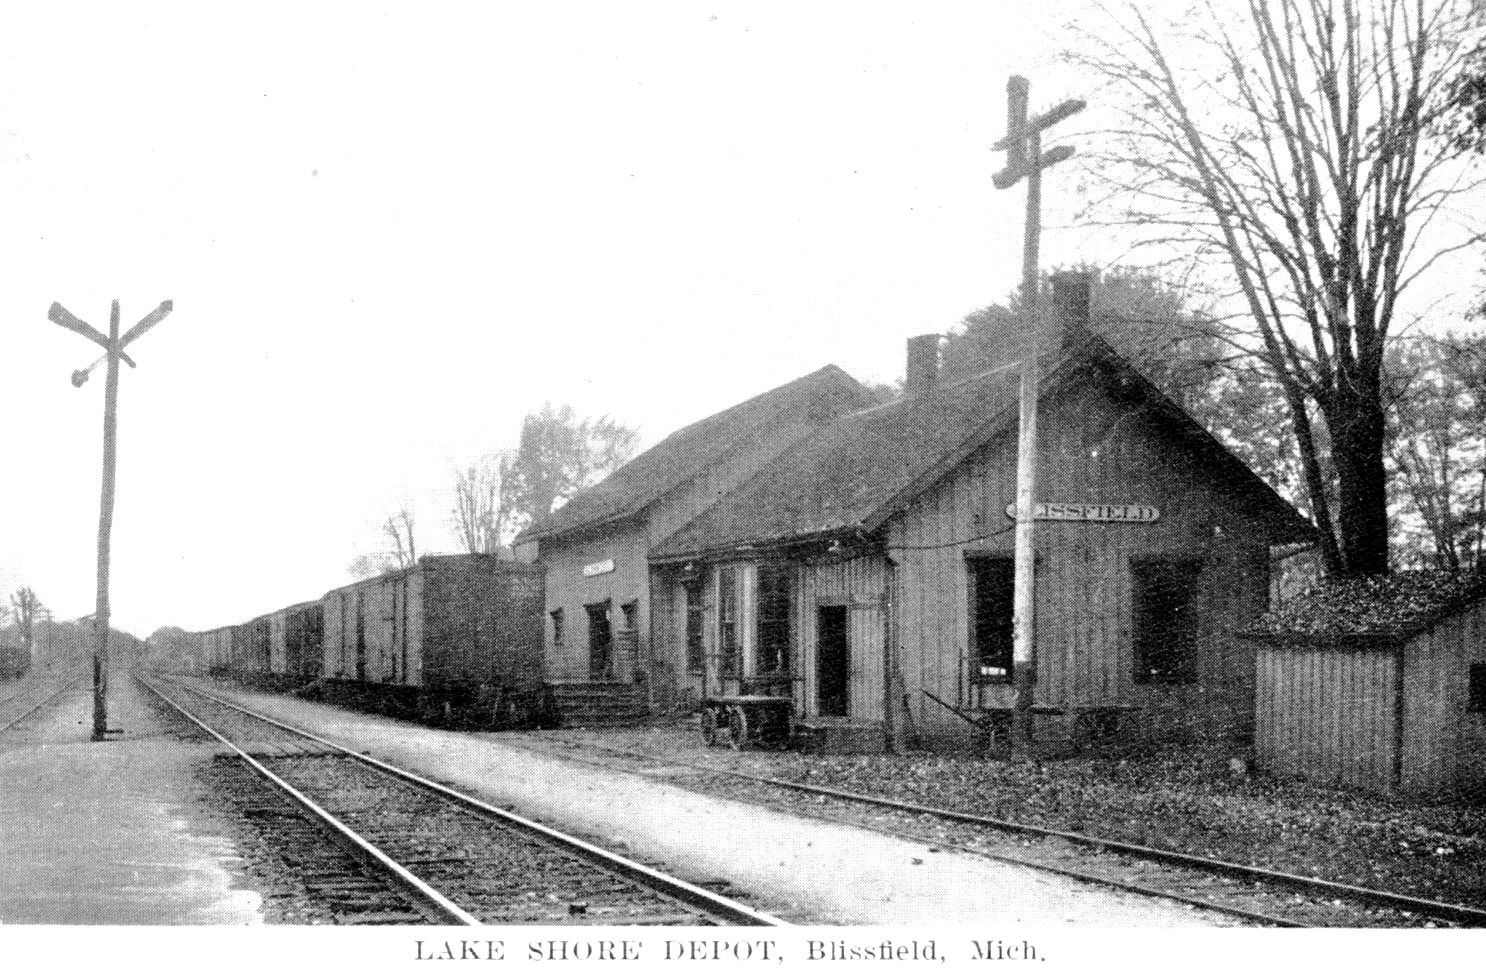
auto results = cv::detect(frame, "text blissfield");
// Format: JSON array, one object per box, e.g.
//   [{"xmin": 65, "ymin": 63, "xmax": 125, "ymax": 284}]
[{"xmin": 414, "ymin": 938, "xmax": 1042, "ymax": 963}]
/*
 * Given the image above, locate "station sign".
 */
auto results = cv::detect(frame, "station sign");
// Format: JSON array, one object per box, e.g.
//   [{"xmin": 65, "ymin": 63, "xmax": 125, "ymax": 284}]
[
  {"xmin": 1004, "ymin": 502, "xmax": 1160, "ymax": 523},
  {"xmin": 582, "ymin": 558, "xmax": 616, "ymax": 577}
]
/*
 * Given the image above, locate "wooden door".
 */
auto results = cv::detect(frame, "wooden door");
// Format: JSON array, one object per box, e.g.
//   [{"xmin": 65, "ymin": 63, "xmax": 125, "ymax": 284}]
[{"xmin": 817, "ymin": 605, "xmax": 849, "ymax": 717}]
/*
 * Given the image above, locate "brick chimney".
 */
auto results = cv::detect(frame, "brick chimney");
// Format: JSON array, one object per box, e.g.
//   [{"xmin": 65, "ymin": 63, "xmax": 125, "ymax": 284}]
[
  {"xmin": 905, "ymin": 334, "xmax": 941, "ymax": 394},
  {"xmin": 1050, "ymin": 271, "xmax": 1094, "ymax": 349}
]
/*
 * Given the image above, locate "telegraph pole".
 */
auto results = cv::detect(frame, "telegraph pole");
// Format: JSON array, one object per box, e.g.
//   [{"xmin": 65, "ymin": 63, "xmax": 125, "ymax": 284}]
[
  {"xmin": 47, "ymin": 297, "xmax": 174, "ymax": 740},
  {"xmin": 992, "ymin": 76, "xmax": 1083, "ymax": 759}
]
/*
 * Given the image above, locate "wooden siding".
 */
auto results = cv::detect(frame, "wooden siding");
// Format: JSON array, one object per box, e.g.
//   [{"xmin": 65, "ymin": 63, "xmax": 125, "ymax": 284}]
[
  {"xmin": 1255, "ymin": 645, "xmax": 1398, "ymax": 792},
  {"xmin": 798, "ymin": 555, "xmax": 888, "ymax": 721},
  {"xmin": 539, "ymin": 525, "xmax": 650, "ymax": 683},
  {"xmin": 269, "ymin": 610, "xmax": 287, "ymax": 675},
  {"xmin": 650, "ymin": 565, "xmax": 714, "ymax": 712},
  {"xmin": 887, "ymin": 379, "xmax": 1277, "ymax": 745},
  {"xmin": 421, "ymin": 560, "xmax": 543, "ymax": 695},
  {"xmin": 1400, "ymin": 600, "xmax": 1486, "ymax": 797},
  {"xmin": 1256, "ymin": 600, "xmax": 1486, "ymax": 799},
  {"xmin": 321, "ymin": 573, "xmax": 405, "ymax": 685}
]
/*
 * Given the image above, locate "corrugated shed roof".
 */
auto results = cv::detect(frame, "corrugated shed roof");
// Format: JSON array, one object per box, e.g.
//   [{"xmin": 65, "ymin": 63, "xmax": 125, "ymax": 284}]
[
  {"xmin": 1246, "ymin": 570, "xmax": 1486, "ymax": 645},
  {"xmin": 652, "ymin": 336, "xmax": 1313, "ymax": 560},
  {"xmin": 520, "ymin": 365, "xmax": 872, "ymax": 542}
]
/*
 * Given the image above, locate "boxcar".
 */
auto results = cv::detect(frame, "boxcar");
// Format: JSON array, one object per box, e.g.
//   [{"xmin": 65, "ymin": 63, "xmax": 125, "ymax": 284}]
[
  {"xmin": 284, "ymin": 600, "xmax": 324, "ymax": 681},
  {"xmin": 201, "ymin": 625, "xmax": 235, "ymax": 675},
  {"xmin": 319, "ymin": 554, "xmax": 547, "ymax": 726}
]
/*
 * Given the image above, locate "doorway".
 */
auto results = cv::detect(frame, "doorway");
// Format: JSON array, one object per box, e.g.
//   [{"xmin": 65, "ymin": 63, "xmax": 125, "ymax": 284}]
[
  {"xmin": 586, "ymin": 602, "xmax": 613, "ymax": 680},
  {"xmin": 816, "ymin": 605, "xmax": 849, "ymax": 717}
]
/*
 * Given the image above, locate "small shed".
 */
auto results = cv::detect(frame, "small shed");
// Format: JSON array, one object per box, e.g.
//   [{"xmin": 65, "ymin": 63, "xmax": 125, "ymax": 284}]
[{"xmin": 1246, "ymin": 571, "xmax": 1486, "ymax": 799}]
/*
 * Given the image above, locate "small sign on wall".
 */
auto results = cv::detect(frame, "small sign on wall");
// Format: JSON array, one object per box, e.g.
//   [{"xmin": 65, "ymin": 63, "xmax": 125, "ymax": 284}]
[
  {"xmin": 582, "ymin": 558, "xmax": 616, "ymax": 577},
  {"xmin": 1004, "ymin": 502, "xmax": 1160, "ymax": 523}
]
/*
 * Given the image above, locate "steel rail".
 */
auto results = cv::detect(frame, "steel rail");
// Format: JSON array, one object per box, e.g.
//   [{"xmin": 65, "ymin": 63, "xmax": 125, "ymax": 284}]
[
  {"xmin": 161, "ymin": 677, "xmax": 788, "ymax": 928},
  {"xmin": 139, "ymin": 675, "xmax": 481, "ymax": 926},
  {"xmin": 0, "ymin": 674, "xmax": 88, "ymax": 733},
  {"xmin": 519, "ymin": 736, "xmax": 1486, "ymax": 929}
]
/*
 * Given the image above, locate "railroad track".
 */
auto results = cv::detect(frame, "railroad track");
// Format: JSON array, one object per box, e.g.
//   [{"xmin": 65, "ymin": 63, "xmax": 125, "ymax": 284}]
[
  {"xmin": 0, "ymin": 673, "xmax": 88, "ymax": 735},
  {"xmin": 138, "ymin": 674, "xmax": 787, "ymax": 927},
  {"xmin": 493, "ymin": 733, "xmax": 1486, "ymax": 930}
]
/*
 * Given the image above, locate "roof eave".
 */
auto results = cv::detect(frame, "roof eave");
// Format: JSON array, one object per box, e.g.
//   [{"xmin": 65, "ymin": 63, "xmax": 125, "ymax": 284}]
[{"xmin": 649, "ymin": 525, "xmax": 861, "ymax": 565}]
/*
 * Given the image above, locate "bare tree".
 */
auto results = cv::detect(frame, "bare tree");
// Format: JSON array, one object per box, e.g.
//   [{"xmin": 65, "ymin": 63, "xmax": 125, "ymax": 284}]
[
  {"xmin": 346, "ymin": 504, "xmax": 420, "ymax": 580},
  {"xmin": 383, "ymin": 507, "xmax": 417, "ymax": 570},
  {"xmin": 1070, "ymin": 0, "xmax": 1485, "ymax": 574},
  {"xmin": 9, "ymin": 587, "xmax": 43, "ymax": 659},
  {"xmin": 450, "ymin": 453, "xmax": 517, "ymax": 555}
]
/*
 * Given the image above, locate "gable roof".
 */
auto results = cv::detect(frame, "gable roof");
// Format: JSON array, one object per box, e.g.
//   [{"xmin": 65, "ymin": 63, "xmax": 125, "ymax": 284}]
[
  {"xmin": 1245, "ymin": 570, "xmax": 1486, "ymax": 647},
  {"xmin": 520, "ymin": 365, "xmax": 873, "ymax": 542},
  {"xmin": 651, "ymin": 335, "xmax": 1313, "ymax": 561}
]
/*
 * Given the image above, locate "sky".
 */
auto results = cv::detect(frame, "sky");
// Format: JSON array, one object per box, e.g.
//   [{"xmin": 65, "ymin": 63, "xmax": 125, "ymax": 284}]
[{"xmin": 0, "ymin": 2, "xmax": 1480, "ymax": 636}]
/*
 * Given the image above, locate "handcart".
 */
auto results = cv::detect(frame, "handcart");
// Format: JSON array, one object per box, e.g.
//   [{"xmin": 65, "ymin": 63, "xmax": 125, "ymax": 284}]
[{"xmin": 700, "ymin": 695, "xmax": 795, "ymax": 750}]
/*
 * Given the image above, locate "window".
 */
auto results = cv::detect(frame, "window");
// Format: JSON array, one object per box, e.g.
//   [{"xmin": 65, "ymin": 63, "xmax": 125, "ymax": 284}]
[
  {"xmin": 684, "ymin": 581, "xmax": 705, "ymax": 674},
  {"xmin": 1132, "ymin": 559, "xmax": 1203, "ymax": 684},
  {"xmin": 718, "ymin": 567, "xmax": 740, "ymax": 676},
  {"xmin": 550, "ymin": 608, "xmax": 564, "ymax": 647},
  {"xmin": 969, "ymin": 557, "xmax": 1015, "ymax": 682},
  {"xmin": 757, "ymin": 564, "xmax": 793, "ymax": 674},
  {"xmin": 1470, "ymin": 663, "xmax": 1486, "ymax": 713}
]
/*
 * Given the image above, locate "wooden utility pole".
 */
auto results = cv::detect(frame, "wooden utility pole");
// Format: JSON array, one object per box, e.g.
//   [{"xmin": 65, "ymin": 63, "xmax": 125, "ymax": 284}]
[
  {"xmin": 992, "ymin": 76, "xmax": 1083, "ymax": 759},
  {"xmin": 48, "ymin": 297, "xmax": 174, "ymax": 740}
]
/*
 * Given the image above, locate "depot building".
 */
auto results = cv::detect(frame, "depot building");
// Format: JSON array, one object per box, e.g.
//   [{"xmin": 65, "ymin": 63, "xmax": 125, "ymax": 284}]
[{"xmin": 519, "ymin": 273, "xmax": 1312, "ymax": 748}]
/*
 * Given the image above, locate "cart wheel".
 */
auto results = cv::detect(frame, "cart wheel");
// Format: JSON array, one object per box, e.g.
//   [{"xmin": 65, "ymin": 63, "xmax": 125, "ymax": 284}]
[
  {"xmin": 701, "ymin": 707, "xmax": 721, "ymax": 747},
  {"xmin": 727, "ymin": 705, "xmax": 749, "ymax": 750}
]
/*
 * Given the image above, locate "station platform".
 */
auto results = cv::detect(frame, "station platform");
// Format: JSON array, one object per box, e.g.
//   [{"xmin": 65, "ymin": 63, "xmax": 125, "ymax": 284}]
[{"xmin": 0, "ymin": 675, "xmax": 261, "ymax": 924}]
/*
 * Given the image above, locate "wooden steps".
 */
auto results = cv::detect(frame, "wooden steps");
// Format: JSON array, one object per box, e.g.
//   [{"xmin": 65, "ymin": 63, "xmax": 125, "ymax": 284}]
[{"xmin": 547, "ymin": 680, "xmax": 649, "ymax": 728}]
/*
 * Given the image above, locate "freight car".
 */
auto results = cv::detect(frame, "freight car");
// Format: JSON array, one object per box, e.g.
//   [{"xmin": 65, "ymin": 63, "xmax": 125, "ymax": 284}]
[
  {"xmin": 227, "ymin": 603, "xmax": 316, "ymax": 691},
  {"xmin": 0, "ymin": 644, "xmax": 30, "ymax": 680},
  {"xmin": 202, "ymin": 625, "xmax": 236, "ymax": 676},
  {"xmin": 316, "ymin": 554, "xmax": 551, "ymax": 727},
  {"xmin": 284, "ymin": 600, "xmax": 324, "ymax": 681}
]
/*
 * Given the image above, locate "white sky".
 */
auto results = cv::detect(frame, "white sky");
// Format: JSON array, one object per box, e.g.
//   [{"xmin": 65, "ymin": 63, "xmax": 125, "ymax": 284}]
[{"xmin": 0, "ymin": 2, "xmax": 1480, "ymax": 635}]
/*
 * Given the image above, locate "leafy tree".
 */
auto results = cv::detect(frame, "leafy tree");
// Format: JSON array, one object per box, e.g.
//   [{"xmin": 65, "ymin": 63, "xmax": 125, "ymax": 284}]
[
  {"xmin": 1446, "ymin": 36, "xmax": 1486, "ymax": 154},
  {"xmin": 1069, "ymin": 0, "xmax": 1486, "ymax": 575},
  {"xmin": 1384, "ymin": 332, "xmax": 1486, "ymax": 568},
  {"xmin": 943, "ymin": 265, "xmax": 1363, "ymax": 529},
  {"xmin": 502, "ymin": 404, "xmax": 640, "ymax": 532},
  {"xmin": 944, "ymin": 264, "xmax": 1227, "ymax": 408}
]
